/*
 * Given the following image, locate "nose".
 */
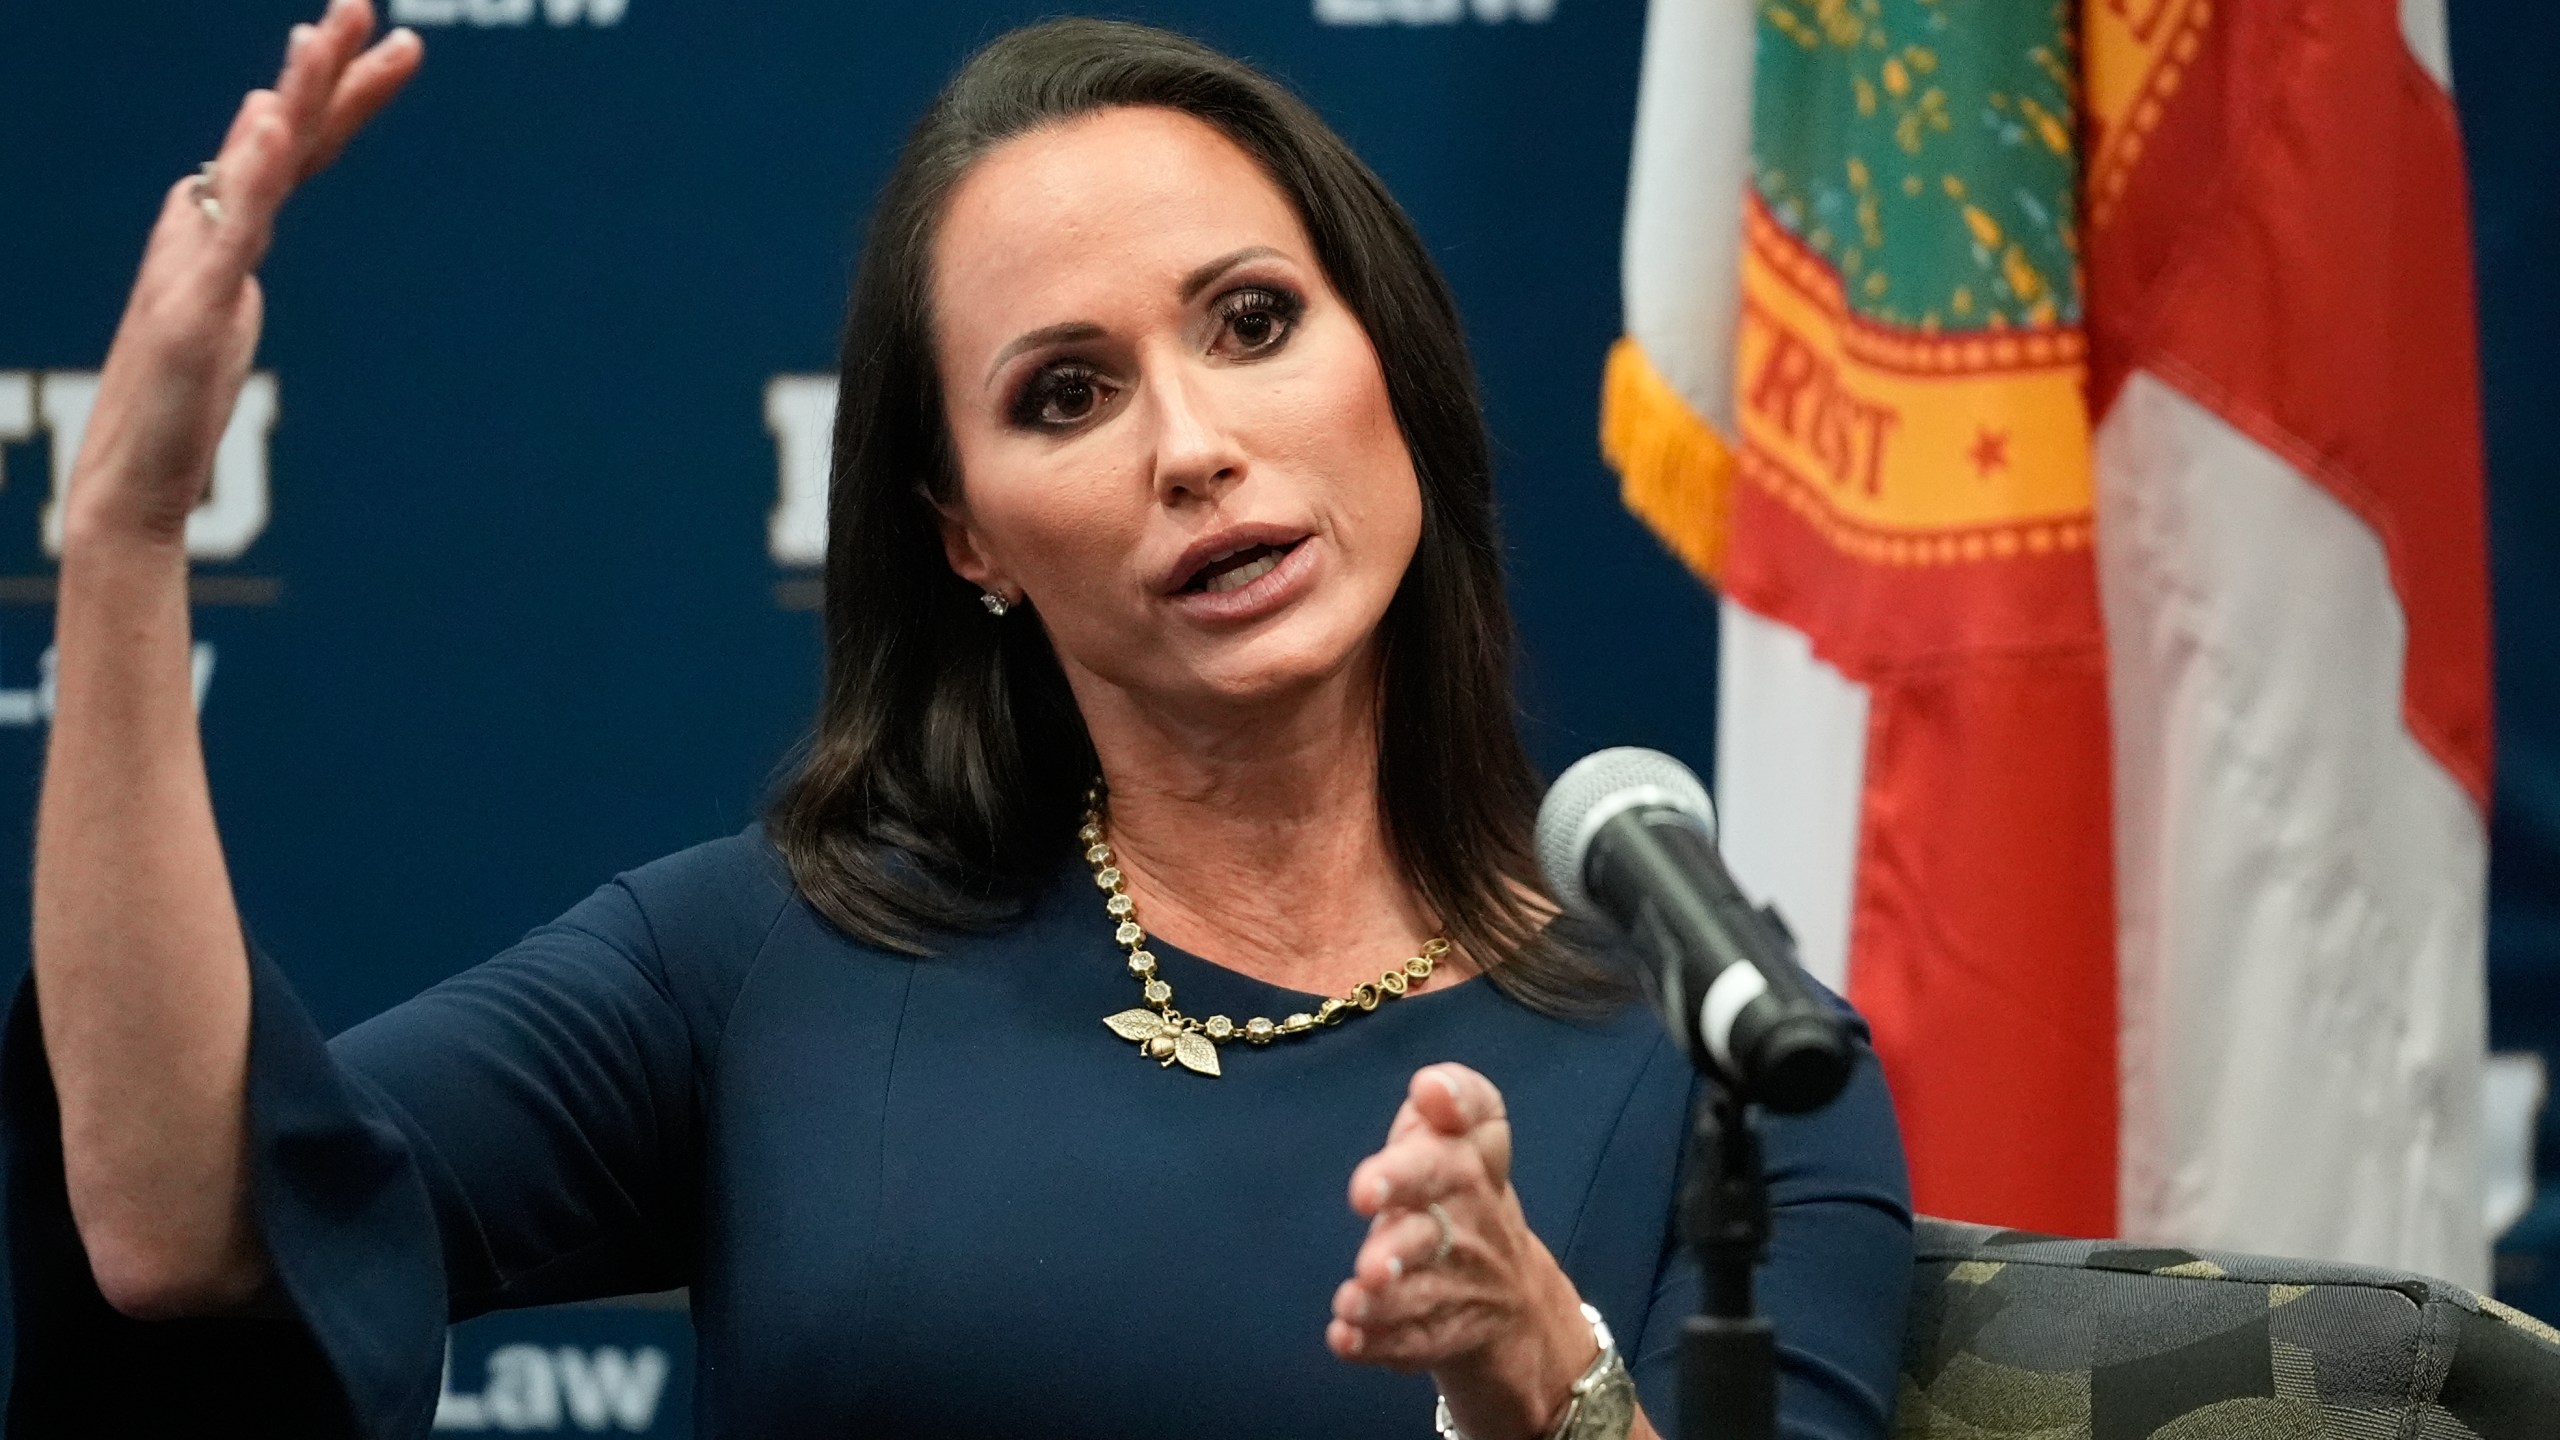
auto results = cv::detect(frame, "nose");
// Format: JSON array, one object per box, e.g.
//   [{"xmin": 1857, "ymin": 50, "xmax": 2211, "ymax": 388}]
[{"xmin": 1145, "ymin": 362, "xmax": 1245, "ymax": 506}]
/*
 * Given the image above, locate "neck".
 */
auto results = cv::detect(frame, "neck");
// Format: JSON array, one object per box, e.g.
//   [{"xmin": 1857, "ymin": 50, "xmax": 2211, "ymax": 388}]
[{"xmin": 1066, "ymin": 657, "xmax": 1457, "ymax": 996}]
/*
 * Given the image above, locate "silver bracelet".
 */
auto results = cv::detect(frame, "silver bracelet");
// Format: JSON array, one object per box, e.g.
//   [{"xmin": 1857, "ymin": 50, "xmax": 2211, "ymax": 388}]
[{"xmin": 1433, "ymin": 1302, "xmax": 1637, "ymax": 1440}]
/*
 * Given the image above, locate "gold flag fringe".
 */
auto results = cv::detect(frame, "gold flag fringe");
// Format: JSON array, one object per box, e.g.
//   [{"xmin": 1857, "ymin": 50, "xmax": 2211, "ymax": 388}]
[{"xmin": 1599, "ymin": 336, "xmax": 1737, "ymax": 587}]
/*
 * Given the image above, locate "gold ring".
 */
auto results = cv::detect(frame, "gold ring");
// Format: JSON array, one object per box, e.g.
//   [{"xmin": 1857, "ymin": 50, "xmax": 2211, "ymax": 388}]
[{"xmin": 1425, "ymin": 1201, "xmax": 1455, "ymax": 1267}]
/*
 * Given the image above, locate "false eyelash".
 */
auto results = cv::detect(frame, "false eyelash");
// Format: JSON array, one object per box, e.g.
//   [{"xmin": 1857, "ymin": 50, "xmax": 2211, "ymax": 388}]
[
  {"xmin": 1211, "ymin": 285, "xmax": 1305, "ymax": 342},
  {"xmin": 1009, "ymin": 361, "xmax": 1108, "ymax": 429}
]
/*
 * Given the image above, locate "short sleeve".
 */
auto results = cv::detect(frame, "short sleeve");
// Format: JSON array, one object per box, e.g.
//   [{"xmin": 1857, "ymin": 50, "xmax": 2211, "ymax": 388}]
[
  {"xmin": 3, "ymin": 877, "xmax": 710, "ymax": 1439},
  {"xmin": 1628, "ymin": 1033, "xmax": 1915, "ymax": 1440}
]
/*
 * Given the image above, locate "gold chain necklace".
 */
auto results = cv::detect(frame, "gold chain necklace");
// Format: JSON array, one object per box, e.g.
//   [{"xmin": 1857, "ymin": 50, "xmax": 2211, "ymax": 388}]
[{"xmin": 1082, "ymin": 787, "xmax": 1450, "ymax": 1077}]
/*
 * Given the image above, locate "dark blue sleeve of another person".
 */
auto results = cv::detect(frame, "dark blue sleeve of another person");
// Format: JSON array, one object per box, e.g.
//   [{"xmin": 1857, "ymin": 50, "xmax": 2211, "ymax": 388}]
[
  {"xmin": 2, "ymin": 875, "xmax": 710, "ymax": 1440},
  {"xmin": 1627, "ymin": 1034, "xmax": 1914, "ymax": 1440}
]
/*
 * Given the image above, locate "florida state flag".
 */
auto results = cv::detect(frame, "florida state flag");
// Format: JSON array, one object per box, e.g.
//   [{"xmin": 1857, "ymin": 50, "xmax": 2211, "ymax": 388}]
[{"xmin": 1605, "ymin": 0, "xmax": 2490, "ymax": 1284}]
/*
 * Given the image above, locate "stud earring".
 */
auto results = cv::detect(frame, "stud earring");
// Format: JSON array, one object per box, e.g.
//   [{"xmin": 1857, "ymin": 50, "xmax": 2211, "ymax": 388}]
[{"xmin": 980, "ymin": 591, "xmax": 1010, "ymax": 618}]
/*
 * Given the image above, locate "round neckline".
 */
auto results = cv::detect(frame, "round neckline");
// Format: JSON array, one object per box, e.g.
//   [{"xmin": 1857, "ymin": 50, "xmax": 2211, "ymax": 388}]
[
  {"xmin": 1045, "ymin": 853, "xmax": 1495, "ymax": 1012},
  {"xmin": 1040, "ymin": 849, "xmax": 1624, "ymax": 1018},
  {"xmin": 1134, "ymin": 929, "xmax": 1493, "ymax": 1012}
]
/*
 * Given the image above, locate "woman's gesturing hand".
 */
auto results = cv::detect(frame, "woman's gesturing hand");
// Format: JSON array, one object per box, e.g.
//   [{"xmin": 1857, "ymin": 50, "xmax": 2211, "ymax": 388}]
[
  {"xmin": 35, "ymin": 0, "xmax": 420, "ymax": 1322},
  {"xmin": 69, "ymin": 0, "xmax": 418, "ymax": 549},
  {"xmin": 1331, "ymin": 1063, "xmax": 1646, "ymax": 1440}
]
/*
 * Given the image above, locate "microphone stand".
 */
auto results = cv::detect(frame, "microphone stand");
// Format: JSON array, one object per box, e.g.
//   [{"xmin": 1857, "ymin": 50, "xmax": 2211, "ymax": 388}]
[{"xmin": 1678, "ymin": 1079, "xmax": 1773, "ymax": 1440}]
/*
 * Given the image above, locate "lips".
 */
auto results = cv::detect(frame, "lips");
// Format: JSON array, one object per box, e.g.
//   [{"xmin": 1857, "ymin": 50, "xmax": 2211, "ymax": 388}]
[
  {"xmin": 1159, "ymin": 524, "xmax": 1314, "ymax": 595},
  {"xmin": 1184, "ymin": 541, "xmax": 1296, "ymax": 593}
]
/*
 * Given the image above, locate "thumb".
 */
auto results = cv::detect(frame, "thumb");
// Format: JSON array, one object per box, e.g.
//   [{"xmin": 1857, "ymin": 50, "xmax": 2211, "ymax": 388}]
[{"xmin": 1411, "ymin": 1064, "xmax": 1513, "ymax": 1183}]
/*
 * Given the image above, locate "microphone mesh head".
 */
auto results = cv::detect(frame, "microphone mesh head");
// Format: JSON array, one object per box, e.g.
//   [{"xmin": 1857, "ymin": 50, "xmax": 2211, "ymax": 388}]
[{"xmin": 1535, "ymin": 747, "xmax": 1717, "ymax": 914}]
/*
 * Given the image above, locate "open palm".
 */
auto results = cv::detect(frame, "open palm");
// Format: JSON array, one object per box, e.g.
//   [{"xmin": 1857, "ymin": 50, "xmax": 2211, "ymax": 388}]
[{"xmin": 71, "ymin": 0, "xmax": 420, "ymax": 546}]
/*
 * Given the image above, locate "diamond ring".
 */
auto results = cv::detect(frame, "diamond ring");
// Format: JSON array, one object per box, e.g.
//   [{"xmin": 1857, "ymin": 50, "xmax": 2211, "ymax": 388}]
[
  {"xmin": 191, "ymin": 161, "xmax": 223, "ymax": 223},
  {"xmin": 1425, "ymin": 1201, "xmax": 1455, "ymax": 1267}
]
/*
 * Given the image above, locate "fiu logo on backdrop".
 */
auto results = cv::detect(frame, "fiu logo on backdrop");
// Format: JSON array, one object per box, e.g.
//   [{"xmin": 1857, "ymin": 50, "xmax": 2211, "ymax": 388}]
[
  {"xmin": 763, "ymin": 377, "xmax": 831, "ymax": 610},
  {"xmin": 0, "ymin": 370, "xmax": 265, "ymax": 723},
  {"xmin": 387, "ymin": 0, "xmax": 627, "ymax": 27},
  {"xmin": 1315, "ymin": 0, "xmax": 1557, "ymax": 23}
]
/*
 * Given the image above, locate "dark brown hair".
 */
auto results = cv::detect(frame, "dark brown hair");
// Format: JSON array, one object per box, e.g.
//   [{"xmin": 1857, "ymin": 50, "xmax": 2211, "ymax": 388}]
[{"xmin": 769, "ymin": 17, "xmax": 1611, "ymax": 1016}]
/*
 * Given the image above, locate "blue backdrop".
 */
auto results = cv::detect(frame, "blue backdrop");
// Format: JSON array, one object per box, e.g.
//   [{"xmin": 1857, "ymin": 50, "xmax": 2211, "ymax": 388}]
[{"xmin": 0, "ymin": 1, "xmax": 2550, "ymax": 1433}]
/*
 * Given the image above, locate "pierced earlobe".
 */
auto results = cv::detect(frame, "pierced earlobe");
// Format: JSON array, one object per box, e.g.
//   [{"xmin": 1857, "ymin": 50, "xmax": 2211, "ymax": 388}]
[{"xmin": 980, "ymin": 591, "xmax": 1011, "ymax": 618}]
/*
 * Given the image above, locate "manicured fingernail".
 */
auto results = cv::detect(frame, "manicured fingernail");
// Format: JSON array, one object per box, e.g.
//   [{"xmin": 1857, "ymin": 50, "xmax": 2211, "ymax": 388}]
[
  {"xmin": 289, "ymin": 24, "xmax": 315, "ymax": 56},
  {"xmin": 1350, "ymin": 1291, "xmax": 1372, "ymax": 1321},
  {"xmin": 1386, "ymin": 1256, "xmax": 1403, "ymax": 1280},
  {"xmin": 1343, "ymin": 1327, "xmax": 1364, "ymax": 1355},
  {"xmin": 1369, "ymin": 1177, "xmax": 1391, "ymax": 1208},
  {"xmin": 388, "ymin": 26, "xmax": 418, "ymax": 47}
]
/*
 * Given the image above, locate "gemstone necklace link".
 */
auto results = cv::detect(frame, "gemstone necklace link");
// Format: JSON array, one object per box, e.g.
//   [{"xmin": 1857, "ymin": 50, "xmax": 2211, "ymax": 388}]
[{"xmin": 1083, "ymin": 785, "xmax": 1449, "ymax": 1077}]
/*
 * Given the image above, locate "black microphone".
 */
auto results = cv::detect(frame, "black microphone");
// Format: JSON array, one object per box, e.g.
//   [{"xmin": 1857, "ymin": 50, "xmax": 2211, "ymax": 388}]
[{"xmin": 1536, "ymin": 747, "xmax": 1853, "ymax": 1114}]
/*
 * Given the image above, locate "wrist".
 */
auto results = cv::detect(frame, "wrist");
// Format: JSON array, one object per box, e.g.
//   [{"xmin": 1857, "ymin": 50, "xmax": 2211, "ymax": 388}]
[
  {"xmin": 55, "ymin": 511, "xmax": 192, "ymax": 626},
  {"xmin": 60, "ymin": 486, "xmax": 193, "ymax": 565},
  {"xmin": 57, "ymin": 407, "xmax": 209, "ymax": 557},
  {"xmin": 1435, "ymin": 1270, "xmax": 1601, "ymax": 1440}
]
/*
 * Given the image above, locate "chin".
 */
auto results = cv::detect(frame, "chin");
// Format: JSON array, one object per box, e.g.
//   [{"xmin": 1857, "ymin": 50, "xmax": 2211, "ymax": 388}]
[{"xmin": 1171, "ymin": 611, "xmax": 1384, "ymax": 709}]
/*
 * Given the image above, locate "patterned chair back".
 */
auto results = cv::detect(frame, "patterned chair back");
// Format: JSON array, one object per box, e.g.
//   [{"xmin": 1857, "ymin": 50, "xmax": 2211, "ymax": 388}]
[{"xmin": 1899, "ymin": 1217, "xmax": 2560, "ymax": 1440}]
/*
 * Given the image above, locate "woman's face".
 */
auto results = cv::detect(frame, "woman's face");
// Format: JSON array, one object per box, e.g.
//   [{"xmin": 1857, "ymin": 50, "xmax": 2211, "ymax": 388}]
[{"xmin": 930, "ymin": 105, "xmax": 1423, "ymax": 722}]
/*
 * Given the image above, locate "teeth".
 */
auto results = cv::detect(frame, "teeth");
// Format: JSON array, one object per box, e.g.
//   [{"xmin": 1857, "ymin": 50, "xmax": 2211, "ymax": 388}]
[{"xmin": 1202, "ymin": 550, "xmax": 1284, "ymax": 593}]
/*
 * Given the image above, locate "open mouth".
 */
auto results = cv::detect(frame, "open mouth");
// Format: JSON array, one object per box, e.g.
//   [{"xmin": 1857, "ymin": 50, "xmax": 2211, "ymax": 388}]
[{"xmin": 1180, "ymin": 538, "xmax": 1302, "ymax": 595}]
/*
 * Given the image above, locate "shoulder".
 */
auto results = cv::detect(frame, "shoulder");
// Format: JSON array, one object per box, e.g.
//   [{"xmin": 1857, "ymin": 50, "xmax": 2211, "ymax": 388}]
[
  {"xmin": 607, "ymin": 826, "xmax": 801, "ymax": 955},
  {"xmin": 520, "ymin": 828, "xmax": 810, "ymax": 1026},
  {"xmin": 595, "ymin": 826, "xmax": 1035, "ymax": 1019}
]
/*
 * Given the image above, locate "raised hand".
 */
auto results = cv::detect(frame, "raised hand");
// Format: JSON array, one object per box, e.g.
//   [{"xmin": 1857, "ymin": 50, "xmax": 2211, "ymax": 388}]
[
  {"xmin": 1331, "ymin": 1063, "xmax": 1647, "ymax": 1440},
  {"xmin": 67, "ymin": 0, "xmax": 419, "ymax": 549},
  {"xmin": 36, "ymin": 2, "xmax": 422, "ymax": 1321}
]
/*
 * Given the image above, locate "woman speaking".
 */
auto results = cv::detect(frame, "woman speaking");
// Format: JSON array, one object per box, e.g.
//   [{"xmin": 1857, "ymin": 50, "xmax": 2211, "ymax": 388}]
[{"xmin": 14, "ymin": 3, "xmax": 1910, "ymax": 1436}]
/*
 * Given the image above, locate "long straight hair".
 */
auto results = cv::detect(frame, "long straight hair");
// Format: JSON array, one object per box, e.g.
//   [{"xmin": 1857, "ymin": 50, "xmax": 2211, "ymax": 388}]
[{"xmin": 769, "ymin": 18, "xmax": 1612, "ymax": 1016}]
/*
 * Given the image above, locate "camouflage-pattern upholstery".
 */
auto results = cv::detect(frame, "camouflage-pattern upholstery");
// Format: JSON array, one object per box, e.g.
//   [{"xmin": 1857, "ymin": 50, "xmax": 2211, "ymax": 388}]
[{"xmin": 1899, "ymin": 1217, "xmax": 2560, "ymax": 1440}]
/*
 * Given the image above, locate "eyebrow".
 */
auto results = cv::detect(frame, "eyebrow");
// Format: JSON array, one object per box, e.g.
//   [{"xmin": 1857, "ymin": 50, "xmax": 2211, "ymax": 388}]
[
  {"xmin": 1178, "ymin": 244, "xmax": 1285, "ymax": 303},
  {"xmin": 983, "ymin": 321, "xmax": 1105, "ymax": 392},
  {"xmin": 978, "ymin": 245, "xmax": 1291, "ymax": 392}
]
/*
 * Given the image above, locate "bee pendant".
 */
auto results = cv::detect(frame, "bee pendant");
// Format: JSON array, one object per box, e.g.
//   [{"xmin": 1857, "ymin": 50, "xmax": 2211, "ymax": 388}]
[{"xmin": 1103, "ymin": 1009, "xmax": 1222, "ymax": 1077}]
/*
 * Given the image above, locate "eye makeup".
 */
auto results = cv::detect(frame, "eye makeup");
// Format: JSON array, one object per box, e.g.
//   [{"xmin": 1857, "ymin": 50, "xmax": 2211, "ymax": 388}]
[{"xmin": 1001, "ymin": 279, "xmax": 1310, "ymax": 434}]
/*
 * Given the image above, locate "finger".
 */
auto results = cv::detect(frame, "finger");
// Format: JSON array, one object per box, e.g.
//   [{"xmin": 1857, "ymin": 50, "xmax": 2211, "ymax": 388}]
[
  {"xmin": 1410, "ymin": 1063, "xmax": 1499, "ymax": 1134},
  {"xmin": 1412, "ymin": 1063, "xmax": 1513, "ymax": 1182},
  {"xmin": 1332, "ymin": 1274, "xmax": 1381, "ymax": 1327},
  {"xmin": 306, "ymin": 0, "xmax": 383, "ymax": 85},
  {"xmin": 1381, "ymin": 1094, "xmax": 1435, "ymax": 1146},
  {"xmin": 131, "ymin": 173, "xmax": 219, "ymax": 304},
  {"xmin": 1352, "ymin": 1207, "xmax": 1457, "ymax": 1289},
  {"xmin": 1348, "ymin": 1133, "xmax": 1488, "ymax": 1218},
  {"xmin": 193, "ymin": 87, "xmax": 289, "ymax": 240},
  {"xmin": 206, "ymin": 98, "xmax": 297, "ymax": 262},
  {"xmin": 318, "ymin": 0, "xmax": 381, "ymax": 57},
  {"xmin": 302, "ymin": 28, "xmax": 423, "ymax": 178},
  {"xmin": 1330, "ymin": 1262, "xmax": 1459, "ymax": 1345},
  {"xmin": 276, "ymin": 1, "xmax": 377, "ymax": 165},
  {"xmin": 271, "ymin": 23, "xmax": 327, "ymax": 131},
  {"xmin": 212, "ymin": 81, "xmax": 278, "ymax": 164},
  {"xmin": 1330, "ymin": 1307, "xmax": 1477, "ymax": 1374}
]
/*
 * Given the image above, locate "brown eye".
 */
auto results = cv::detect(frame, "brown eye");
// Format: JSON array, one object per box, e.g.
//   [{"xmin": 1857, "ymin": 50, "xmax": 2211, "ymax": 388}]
[
  {"xmin": 1212, "ymin": 286, "xmax": 1303, "ymax": 357},
  {"xmin": 1047, "ymin": 377, "xmax": 1098, "ymax": 421},
  {"xmin": 1012, "ymin": 363, "xmax": 1112, "ymax": 429}
]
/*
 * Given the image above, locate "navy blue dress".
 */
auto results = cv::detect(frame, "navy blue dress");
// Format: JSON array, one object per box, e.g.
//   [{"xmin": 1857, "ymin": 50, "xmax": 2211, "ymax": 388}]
[{"xmin": 4, "ymin": 830, "xmax": 1911, "ymax": 1438}]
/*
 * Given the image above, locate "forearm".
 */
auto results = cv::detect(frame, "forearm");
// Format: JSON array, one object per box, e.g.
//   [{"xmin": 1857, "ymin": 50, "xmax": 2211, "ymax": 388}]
[
  {"xmin": 23, "ymin": 0, "xmax": 417, "ymax": 1324},
  {"xmin": 34, "ymin": 514, "xmax": 263, "ymax": 1316}
]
